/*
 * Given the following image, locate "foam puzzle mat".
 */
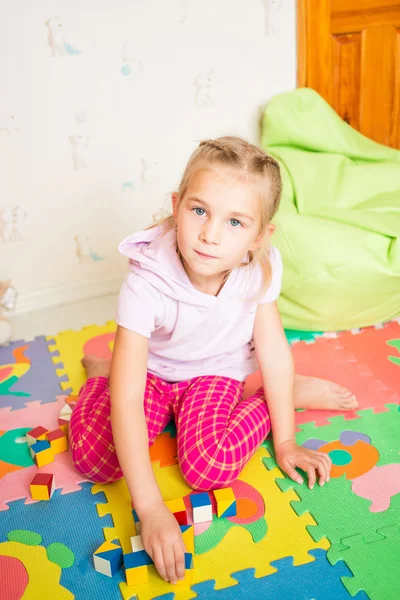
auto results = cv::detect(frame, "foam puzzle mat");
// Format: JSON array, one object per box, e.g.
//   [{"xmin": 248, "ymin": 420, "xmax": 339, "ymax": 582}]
[{"xmin": 0, "ymin": 320, "xmax": 399, "ymax": 599}]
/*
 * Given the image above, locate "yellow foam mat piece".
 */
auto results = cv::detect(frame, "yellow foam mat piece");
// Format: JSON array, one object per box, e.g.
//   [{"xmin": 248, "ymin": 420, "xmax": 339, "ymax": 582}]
[
  {"xmin": 47, "ymin": 322, "xmax": 116, "ymax": 394},
  {"xmin": 0, "ymin": 540, "xmax": 73, "ymax": 599},
  {"xmin": 93, "ymin": 447, "xmax": 329, "ymax": 600}
]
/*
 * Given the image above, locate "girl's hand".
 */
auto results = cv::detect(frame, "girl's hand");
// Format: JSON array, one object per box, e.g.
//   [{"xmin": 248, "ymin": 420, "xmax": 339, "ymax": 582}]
[
  {"xmin": 274, "ymin": 440, "xmax": 332, "ymax": 489},
  {"xmin": 139, "ymin": 502, "xmax": 186, "ymax": 584}
]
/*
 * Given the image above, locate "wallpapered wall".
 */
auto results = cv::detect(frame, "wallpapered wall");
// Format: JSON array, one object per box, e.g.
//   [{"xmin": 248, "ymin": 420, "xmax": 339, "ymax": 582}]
[{"xmin": 1, "ymin": 0, "xmax": 296, "ymax": 314}]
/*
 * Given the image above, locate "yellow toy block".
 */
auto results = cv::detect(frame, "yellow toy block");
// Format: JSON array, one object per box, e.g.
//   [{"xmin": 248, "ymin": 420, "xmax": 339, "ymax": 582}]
[
  {"xmin": 46, "ymin": 429, "xmax": 68, "ymax": 454},
  {"xmin": 181, "ymin": 525, "xmax": 194, "ymax": 553},
  {"xmin": 59, "ymin": 422, "xmax": 69, "ymax": 435},
  {"xmin": 35, "ymin": 448, "xmax": 54, "ymax": 468},
  {"xmin": 175, "ymin": 569, "xmax": 194, "ymax": 586},
  {"xmin": 96, "ymin": 540, "xmax": 121, "ymax": 553},
  {"xmin": 165, "ymin": 497, "xmax": 188, "ymax": 525},
  {"xmin": 213, "ymin": 487, "xmax": 236, "ymax": 518},
  {"xmin": 175, "ymin": 553, "xmax": 194, "ymax": 586},
  {"xmin": 165, "ymin": 498, "xmax": 185, "ymax": 513},
  {"xmin": 125, "ymin": 564, "xmax": 148, "ymax": 586},
  {"xmin": 30, "ymin": 473, "xmax": 55, "ymax": 501}
]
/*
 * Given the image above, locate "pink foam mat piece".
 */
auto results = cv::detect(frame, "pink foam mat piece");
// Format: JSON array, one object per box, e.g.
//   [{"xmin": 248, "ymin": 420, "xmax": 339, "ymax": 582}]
[
  {"xmin": 0, "ymin": 397, "xmax": 66, "ymax": 431},
  {"xmin": 291, "ymin": 334, "xmax": 398, "ymax": 428},
  {"xmin": 0, "ymin": 450, "xmax": 89, "ymax": 511},
  {"xmin": 244, "ymin": 328, "xmax": 399, "ymax": 429}
]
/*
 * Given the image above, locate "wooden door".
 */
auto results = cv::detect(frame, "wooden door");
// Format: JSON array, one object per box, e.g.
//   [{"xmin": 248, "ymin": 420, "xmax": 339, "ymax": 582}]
[{"xmin": 298, "ymin": 0, "xmax": 400, "ymax": 148}]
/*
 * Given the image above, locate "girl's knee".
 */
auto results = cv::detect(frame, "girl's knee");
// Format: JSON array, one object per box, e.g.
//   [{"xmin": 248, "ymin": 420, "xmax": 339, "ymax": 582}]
[
  {"xmin": 181, "ymin": 466, "xmax": 238, "ymax": 492},
  {"xmin": 71, "ymin": 447, "xmax": 122, "ymax": 485}
]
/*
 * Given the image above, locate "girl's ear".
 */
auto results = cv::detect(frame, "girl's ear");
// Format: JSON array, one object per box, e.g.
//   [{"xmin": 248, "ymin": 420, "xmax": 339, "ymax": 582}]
[
  {"xmin": 171, "ymin": 192, "xmax": 179, "ymax": 220},
  {"xmin": 250, "ymin": 223, "xmax": 276, "ymax": 252}
]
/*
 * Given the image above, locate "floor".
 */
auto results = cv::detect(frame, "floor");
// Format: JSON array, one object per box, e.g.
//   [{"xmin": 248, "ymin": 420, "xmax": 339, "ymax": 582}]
[{"xmin": 10, "ymin": 294, "xmax": 119, "ymax": 342}]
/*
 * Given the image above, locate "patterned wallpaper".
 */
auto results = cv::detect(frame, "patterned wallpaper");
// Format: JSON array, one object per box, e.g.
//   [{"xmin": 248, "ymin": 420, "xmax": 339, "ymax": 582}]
[{"xmin": 1, "ymin": 0, "xmax": 295, "ymax": 313}]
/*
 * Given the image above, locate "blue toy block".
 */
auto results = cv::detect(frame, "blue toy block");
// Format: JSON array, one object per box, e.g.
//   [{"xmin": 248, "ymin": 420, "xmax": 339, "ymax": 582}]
[
  {"xmin": 190, "ymin": 493, "xmax": 211, "ymax": 508},
  {"xmin": 221, "ymin": 501, "xmax": 237, "ymax": 518},
  {"xmin": 124, "ymin": 549, "xmax": 153, "ymax": 569},
  {"xmin": 31, "ymin": 439, "xmax": 51, "ymax": 454}
]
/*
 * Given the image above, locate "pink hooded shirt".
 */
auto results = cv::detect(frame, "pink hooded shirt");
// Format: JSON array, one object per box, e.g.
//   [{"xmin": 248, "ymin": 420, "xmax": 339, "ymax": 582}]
[{"xmin": 116, "ymin": 224, "xmax": 283, "ymax": 382}]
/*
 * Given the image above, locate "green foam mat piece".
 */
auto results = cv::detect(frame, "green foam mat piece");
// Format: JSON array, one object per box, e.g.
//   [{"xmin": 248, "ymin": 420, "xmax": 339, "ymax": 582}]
[
  {"xmin": 328, "ymin": 524, "xmax": 400, "ymax": 599},
  {"xmin": 263, "ymin": 405, "xmax": 400, "ymax": 548}
]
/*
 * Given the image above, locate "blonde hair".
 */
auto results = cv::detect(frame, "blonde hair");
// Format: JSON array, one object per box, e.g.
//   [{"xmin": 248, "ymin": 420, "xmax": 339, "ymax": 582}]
[{"xmin": 150, "ymin": 135, "xmax": 282, "ymax": 297}]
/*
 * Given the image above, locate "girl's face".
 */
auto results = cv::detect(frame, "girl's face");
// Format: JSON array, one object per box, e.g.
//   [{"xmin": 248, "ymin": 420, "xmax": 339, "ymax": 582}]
[{"xmin": 172, "ymin": 167, "xmax": 275, "ymax": 291}]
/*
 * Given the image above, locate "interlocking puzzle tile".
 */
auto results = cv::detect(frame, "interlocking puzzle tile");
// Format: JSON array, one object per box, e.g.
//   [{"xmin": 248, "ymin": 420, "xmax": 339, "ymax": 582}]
[
  {"xmin": 332, "ymin": 320, "xmax": 400, "ymax": 392},
  {"xmin": 0, "ymin": 337, "xmax": 71, "ymax": 410},
  {"xmin": 0, "ymin": 442, "xmax": 89, "ymax": 510},
  {"xmin": 328, "ymin": 524, "xmax": 400, "ymax": 599},
  {"xmin": 0, "ymin": 537, "xmax": 74, "ymax": 599},
  {"xmin": 0, "ymin": 483, "xmax": 121, "ymax": 600},
  {"xmin": 93, "ymin": 447, "xmax": 329, "ymax": 600},
  {"xmin": 191, "ymin": 549, "xmax": 368, "ymax": 599},
  {"xmin": 0, "ymin": 396, "xmax": 68, "ymax": 433},
  {"xmin": 0, "ymin": 427, "xmax": 34, "ymax": 468},
  {"xmin": 290, "ymin": 334, "xmax": 398, "ymax": 429},
  {"xmin": 263, "ymin": 406, "xmax": 400, "ymax": 548},
  {"xmin": 351, "ymin": 464, "xmax": 400, "ymax": 512},
  {"xmin": 47, "ymin": 322, "xmax": 116, "ymax": 395},
  {"xmin": 295, "ymin": 403, "xmax": 400, "ymax": 465}
]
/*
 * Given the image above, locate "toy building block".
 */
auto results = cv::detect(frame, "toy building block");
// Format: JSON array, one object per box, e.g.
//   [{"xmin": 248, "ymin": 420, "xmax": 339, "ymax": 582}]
[
  {"xmin": 26, "ymin": 426, "xmax": 48, "ymax": 447},
  {"xmin": 124, "ymin": 547, "xmax": 153, "ymax": 586},
  {"xmin": 213, "ymin": 487, "xmax": 237, "ymax": 518},
  {"xmin": 175, "ymin": 553, "xmax": 194, "ymax": 586},
  {"xmin": 60, "ymin": 403, "xmax": 73, "ymax": 417},
  {"xmin": 190, "ymin": 492, "xmax": 212, "ymax": 524},
  {"xmin": 165, "ymin": 497, "xmax": 188, "ymax": 525},
  {"xmin": 30, "ymin": 472, "xmax": 55, "ymax": 500},
  {"xmin": 180, "ymin": 524, "xmax": 195, "ymax": 553},
  {"xmin": 46, "ymin": 429, "xmax": 68, "ymax": 454},
  {"xmin": 30, "ymin": 440, "xmax": 54, "ymax": 467},
  {"xmin": 93, "ymin": 540, "xmax": 123, "ymax": 577},
  {"xmin": 58, "ymin": 418, "xmax": 69, "ymax": 434},
  {"xmin": 130, "ymin": 534, "xmax": 146, "ymax": 553},
  {"xmin": 132, "ymin": 508, "xmax": 141, "ymax": 534}
]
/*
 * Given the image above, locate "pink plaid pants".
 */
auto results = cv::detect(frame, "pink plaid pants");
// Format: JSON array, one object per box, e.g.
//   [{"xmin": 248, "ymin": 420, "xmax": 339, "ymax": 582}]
[{"xmin": 69, "ymin": 373, "xmax": 270, "ymax": 491}]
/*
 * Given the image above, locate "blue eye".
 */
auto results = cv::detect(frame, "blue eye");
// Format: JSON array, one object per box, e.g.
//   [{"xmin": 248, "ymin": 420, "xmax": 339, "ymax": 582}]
[
  {"xmin": 230, "ymin": 218, "xmax": 242, "ymax": 228},
  {"xmin": 194, "ymin": 207, "xmax": 206, "ymax": 216}
]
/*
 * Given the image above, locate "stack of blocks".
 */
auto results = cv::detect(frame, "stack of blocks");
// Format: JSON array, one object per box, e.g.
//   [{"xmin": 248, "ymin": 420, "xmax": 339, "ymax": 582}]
[
  {"xmin": 27, "ymin": 401, "xmax": 70, "ymax": 500},
  {"xmin": 58, "ymin": 402, "xmax": 72, "ymax": 433},
  {"xmin": 92, "ymin": 488, "xmax": 236, "ymax": 587},
  {"xmin": 27, "ymin": 419, "xmax": 69, "ymax": 468},
  {"xmin": 190, "ymin": 492, "xmax": 213, "ymax": 524},
  {"xmin": 124, "ymin": 535, "xmax": 154, "ymax": 585},
  {"xmin": 93, "ymin": 541, "xmax": 123, "ymax": 577}
]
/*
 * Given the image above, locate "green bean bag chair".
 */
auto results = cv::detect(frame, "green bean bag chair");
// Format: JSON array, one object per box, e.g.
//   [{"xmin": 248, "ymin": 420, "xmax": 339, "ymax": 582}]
[{"xmin": 261, "ymin": 88, "xmax": 400, "ymax": 332}]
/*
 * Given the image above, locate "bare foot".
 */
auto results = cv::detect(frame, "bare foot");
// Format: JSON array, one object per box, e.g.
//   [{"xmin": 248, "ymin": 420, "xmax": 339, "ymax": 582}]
[
  {"xmin": 294, "ymin": 374, "xmax": 358, "ymax": 411},
  {"xmin": 81, "ymin": 355, "xmax": 112, "ymax": 379}
]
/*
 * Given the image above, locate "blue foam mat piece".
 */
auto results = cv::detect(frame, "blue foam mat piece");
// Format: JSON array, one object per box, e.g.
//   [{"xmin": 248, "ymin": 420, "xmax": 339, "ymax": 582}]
[
  {"xmin": 190, "ymin": 549, "xmax": 369, "ymax": 600},
  {"xmin": 0, "ymin": 482, "xmax": 122, "ymax": 599}
]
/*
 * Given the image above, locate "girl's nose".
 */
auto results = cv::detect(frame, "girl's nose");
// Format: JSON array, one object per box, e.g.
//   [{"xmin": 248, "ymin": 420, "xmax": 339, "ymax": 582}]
[{"xmin": 200, "ymin": 223, "xmax": 220, "ymax": 245}]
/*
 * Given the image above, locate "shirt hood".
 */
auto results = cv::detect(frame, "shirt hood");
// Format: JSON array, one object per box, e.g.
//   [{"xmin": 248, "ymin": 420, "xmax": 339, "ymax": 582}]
[{"xmin": 118, "ymin": 223, "xmax": 266, "ymax": 308}]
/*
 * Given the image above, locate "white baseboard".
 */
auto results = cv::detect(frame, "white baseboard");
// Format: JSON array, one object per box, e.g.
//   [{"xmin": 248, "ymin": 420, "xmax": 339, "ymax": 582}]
[{"xmin": 11, "ymin": 272, "xmax": 126, "ymax": 316}]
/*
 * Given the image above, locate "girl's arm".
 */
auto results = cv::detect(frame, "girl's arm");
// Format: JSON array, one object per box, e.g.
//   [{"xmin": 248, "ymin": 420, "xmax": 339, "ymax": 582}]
[
  {"xmin": 253, "ymin": 302, "xmax": 331, "ymax": 488},
  {"xmin": 110, "ymin": 325, "xmax": 185, "ymax": 584},
  {"xmin": 110, "ymin": 325, "xmax": 163, "ymax": 511}
]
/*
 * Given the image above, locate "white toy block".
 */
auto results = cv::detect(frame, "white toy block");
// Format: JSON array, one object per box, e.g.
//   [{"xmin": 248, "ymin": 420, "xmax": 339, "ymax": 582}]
[
  {"xmin": 130, "ymin": 535, "xmax": 145, "ymax": 553},
  {"xmin": 190, "ymin": 492, "xmax": 212, "ymax": 524}
]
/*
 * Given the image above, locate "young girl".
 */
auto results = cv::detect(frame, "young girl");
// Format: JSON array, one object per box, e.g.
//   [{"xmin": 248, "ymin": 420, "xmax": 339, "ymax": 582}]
[{"xmin": 70, "ymin": 136, "xmax": 357, "ymax": 585}]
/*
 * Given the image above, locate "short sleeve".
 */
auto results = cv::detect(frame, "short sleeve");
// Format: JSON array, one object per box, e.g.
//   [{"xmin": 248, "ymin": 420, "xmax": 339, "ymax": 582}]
[
  {"xmin": 115, "ymin": 273, "xmax": 163, "ymax": 338},
  {"xmin": 259, "ymin": 246, "xmax": 283, "ymax": 304}
]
